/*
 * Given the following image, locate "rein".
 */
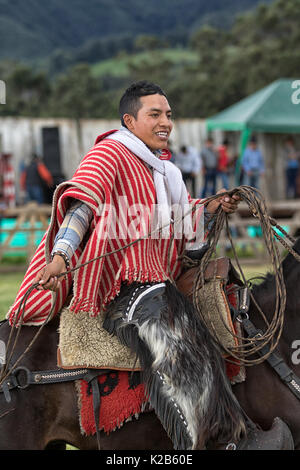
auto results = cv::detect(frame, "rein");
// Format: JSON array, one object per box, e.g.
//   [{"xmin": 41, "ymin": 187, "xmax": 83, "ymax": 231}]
[{"xmin": 235, "ymin": 288, "xmax": 300, "ymax": 402}]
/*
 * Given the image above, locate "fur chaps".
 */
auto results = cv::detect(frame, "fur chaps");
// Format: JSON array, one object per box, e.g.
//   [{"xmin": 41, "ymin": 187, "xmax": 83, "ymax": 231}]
[{"xmin": 103, "ymin": 281, "xmax": 246, "ymax": 449}]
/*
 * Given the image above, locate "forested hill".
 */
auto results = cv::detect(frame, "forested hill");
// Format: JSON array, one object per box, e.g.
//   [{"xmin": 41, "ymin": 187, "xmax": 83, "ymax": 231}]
[
  {"xmin": 0, "ymin": 0, "xmax": 272, "ymax": 62},
  {"xmin": 3, "ymin": 0, "xmax": 297, "ymax": 120}
]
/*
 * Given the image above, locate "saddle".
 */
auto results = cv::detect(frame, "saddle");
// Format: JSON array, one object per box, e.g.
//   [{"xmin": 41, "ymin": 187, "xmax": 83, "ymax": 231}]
[
  {"xmin": 176, "ymin": 257, "xmax": 243, "ymax": 299},
  {"xmin": 58, "ymin": 257, "xmax": 243, "ymax": 369},
  {"xmin": 58, "ymin": 257, "xmax": 245, "ymax": 439}
]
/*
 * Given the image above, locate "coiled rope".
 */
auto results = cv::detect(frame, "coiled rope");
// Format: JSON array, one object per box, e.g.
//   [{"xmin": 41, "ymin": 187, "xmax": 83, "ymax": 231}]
[{"xmin": 183, "ymin": 185, "xmax": 298, "ymax": 366}]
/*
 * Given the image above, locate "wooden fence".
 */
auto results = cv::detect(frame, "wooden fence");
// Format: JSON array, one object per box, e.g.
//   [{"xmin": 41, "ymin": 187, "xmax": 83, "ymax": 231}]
[
  {"xmin": 0, "ymin": 202, "xmax": 51, "ymax": 267},
  {"xmin": 217, "ymin": 200, "xmax": 300, "ymax": 263},
  {"xmin": 1, "ymin": 200, "xmax": 300, "ymax": 270}
]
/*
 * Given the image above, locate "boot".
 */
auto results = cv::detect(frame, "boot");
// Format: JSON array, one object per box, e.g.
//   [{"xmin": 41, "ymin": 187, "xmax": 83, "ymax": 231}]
[{"xmin": 224, "ymin": 417, "xmax": 294, "ymax": 450}]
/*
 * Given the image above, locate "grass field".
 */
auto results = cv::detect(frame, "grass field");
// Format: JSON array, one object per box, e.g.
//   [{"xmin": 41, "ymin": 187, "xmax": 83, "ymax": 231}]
[
  {"xmin": 0, "ymin": 271, "xmax": 25, "ymax": 320},
  {"xmin": 0, "ymin": 264, "xmax": 272, "ymax": 322}
]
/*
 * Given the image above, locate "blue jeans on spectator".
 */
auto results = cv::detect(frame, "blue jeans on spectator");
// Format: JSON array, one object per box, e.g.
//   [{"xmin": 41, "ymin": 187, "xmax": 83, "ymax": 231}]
[
  {"xmin": 27, "ymin": 186, "xmax": 45, "ymax": 204},
  {"xmin": 286, "ymin": 168, "xmax": 298, "ymax": 198},
  {"xmin": 201, "ymin": 168, "xmax": 217, "ymax": 198},
  {"xmin": 218, "ymin": 171, "xmax": 229, "ymax": 189},
  {"xmin": 243, "ymin": 170, "xmax": 261, "ymax": 189}
]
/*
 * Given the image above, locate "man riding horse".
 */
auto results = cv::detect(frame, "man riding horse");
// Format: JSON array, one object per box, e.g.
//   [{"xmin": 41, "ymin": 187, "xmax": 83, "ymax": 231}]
[{"xmin": 8, "ymin": 81, "xmax": 292, "ymax": 450}]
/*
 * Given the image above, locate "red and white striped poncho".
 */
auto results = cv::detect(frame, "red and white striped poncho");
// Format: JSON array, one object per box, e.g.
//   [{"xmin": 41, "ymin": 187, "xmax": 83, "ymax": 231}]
[{"xmin": 8, "ymin": 131, "xmax": 204, "ymax": 326}]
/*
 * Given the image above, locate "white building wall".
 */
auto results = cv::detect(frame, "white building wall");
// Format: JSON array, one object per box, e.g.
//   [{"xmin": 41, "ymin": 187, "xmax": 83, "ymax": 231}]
[
  {"xmin": 0, "ymin": 117, "xmax": 207, "ymax": 202},
  {"xmin": 1, "ymin": 116, "xmax": 299, "ymax": 203}
]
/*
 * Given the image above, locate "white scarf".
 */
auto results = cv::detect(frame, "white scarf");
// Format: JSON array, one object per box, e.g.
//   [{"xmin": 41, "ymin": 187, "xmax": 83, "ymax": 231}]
[{"xmin": 108, "ymin": 127, "xmax": 203, "ymax": 249}]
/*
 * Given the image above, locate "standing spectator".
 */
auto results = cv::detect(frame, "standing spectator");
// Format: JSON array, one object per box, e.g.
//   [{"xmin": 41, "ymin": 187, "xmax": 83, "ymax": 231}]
[
  {"xmin": 217, "ymin": 139, "xmax": 230, "ymax": 189},
  {"xmin": 241, "ymin": 137, "xmax": 265, "ymax": 189},
  {"xmin": 200, "ymin": 137, "xmax": 218, "ymax": 198},
  {"xmin": 175, "ymin": 145, "xmax": 201, "ymax": 197},
  {"xmin": 283, "ymin": 136, "xmax": 299, "ymax": 199},
  {"xmin": 20, "ymin": 154, "xmax": 53, "ymax": 204},
  {"xmin": 0, "ymin": 153, "xmax": 15, "ymax": 208}
]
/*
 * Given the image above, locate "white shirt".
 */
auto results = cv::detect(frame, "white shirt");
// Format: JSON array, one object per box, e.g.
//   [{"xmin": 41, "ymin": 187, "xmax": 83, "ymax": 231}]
[{"xmin": 175, "ymin": 147, "xmax": 202, "ymax": 174}]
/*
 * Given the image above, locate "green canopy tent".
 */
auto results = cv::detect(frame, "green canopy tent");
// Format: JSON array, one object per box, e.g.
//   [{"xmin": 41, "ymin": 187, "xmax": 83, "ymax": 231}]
[{"xmin": 206, "ymin": 79, "xmax": 300, "ymax": 178}]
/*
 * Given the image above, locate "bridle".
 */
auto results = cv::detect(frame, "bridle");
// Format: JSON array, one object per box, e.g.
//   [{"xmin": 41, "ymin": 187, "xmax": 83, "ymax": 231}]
[{"xmin": 236, "ymin": 287, "xmax": 300, "ymax": 402}]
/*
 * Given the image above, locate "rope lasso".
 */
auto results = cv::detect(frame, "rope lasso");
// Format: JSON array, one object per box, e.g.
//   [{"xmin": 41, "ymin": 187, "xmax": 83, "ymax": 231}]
[{"xmin": 185, "ymin": 186, "xmax": 293, "ymax": 366}]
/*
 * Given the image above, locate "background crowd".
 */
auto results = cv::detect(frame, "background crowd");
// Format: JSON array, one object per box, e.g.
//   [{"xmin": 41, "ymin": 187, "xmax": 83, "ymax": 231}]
[{"xmin": 1, "ymin": 134, "xmax": 300, "ymax": 209}]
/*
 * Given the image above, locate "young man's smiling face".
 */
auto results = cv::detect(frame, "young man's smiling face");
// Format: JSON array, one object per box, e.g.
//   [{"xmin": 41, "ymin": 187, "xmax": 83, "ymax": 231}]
[{"xmin": 123, "ymin": 94, "xmax": 173, "ymax": 150}]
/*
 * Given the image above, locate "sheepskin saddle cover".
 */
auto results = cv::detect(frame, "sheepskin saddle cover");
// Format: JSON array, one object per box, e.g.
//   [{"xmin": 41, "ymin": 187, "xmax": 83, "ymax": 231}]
[
  {"xmin": 58, "ymin": 307, "xmax": 141, "ymax": 371},
  {"xmin": 58, "ymin": 307, "xmax": 146, "ymax": 436}
]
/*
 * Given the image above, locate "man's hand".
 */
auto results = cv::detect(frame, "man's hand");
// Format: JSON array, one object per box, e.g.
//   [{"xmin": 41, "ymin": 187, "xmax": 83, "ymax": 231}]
[
  {"xmin": 206, "ymin": 189, "xmax": 241, "ymax": 214},
  {"xmin": 33, "ymin": 255, "xmax": 67, "ymax": 291}
]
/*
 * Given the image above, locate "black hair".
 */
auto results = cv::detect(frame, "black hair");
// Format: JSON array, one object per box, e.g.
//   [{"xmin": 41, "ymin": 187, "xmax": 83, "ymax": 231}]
[{"xmin": 119, "ymin": 80, "xmax": 167, "ymax": 127}]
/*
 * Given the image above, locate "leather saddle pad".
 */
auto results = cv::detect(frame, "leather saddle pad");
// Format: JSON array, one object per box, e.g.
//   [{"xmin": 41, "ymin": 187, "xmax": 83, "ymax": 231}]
[{"xmin": 176, "ymin": 257, "xmax": 245, "ymax": 358}]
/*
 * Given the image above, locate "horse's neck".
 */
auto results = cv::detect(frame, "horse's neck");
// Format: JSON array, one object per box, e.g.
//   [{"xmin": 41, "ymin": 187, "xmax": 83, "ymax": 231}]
[
  {"xmin": 250, "ymin": 275, "xmax": 300, "ymax": 346},
  {"xmin": 250, "ymin": 287, "xmax": 275, "ymax": 331}
]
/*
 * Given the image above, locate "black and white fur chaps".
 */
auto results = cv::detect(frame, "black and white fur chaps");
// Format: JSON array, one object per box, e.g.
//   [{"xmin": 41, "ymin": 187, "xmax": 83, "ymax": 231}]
[{"xmin": 103, "ymin": 281, "xmax": 246, "ymax": 449}]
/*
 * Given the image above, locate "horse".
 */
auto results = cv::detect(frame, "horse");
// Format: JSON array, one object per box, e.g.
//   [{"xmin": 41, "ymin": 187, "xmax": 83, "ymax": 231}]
[
  {"xmin": 0, "ymin": 315, "xmax": 175, "ymax": 450},
  {"xmin": 1, "ymin": 239, "xmax": 300, "ymax": 450}
]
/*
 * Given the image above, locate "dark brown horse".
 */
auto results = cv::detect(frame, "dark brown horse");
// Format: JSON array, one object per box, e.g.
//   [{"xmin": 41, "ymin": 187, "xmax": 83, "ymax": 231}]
[
  {"xmin": 1, "ymin": 239, "xmax": 300, "ymax": 450},
  {"xmin": 0, "ymin": 315, "xmax": 173, "ymax": 450}
]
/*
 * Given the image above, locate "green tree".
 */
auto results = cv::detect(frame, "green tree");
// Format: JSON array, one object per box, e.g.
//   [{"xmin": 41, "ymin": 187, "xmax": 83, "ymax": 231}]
[
  {"xmin": 134, "ymin": 35, "xmax": 169, "ymax": 52},
  {"xmin": 48, "ymin": 63, "xmax": 111, "ymax": 119},
  {"xmin": 0, "ymin": 63, "xmax": 50, "ymax": 116},
  {"xmin": 177, "ymin": 0, "xmax": 300, "ymax": 117}
]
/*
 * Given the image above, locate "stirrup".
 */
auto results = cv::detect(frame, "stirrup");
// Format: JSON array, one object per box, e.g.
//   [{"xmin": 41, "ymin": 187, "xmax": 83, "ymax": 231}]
[{"xmin": 226, "ymin": 417, "xmax": 294, "ymax": 450}]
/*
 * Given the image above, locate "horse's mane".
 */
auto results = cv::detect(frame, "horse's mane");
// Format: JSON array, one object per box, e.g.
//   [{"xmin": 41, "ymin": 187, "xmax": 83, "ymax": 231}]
[
  {"xmin": 251, "ymin": 272, "xmax": 275, "ymax": 297},
  {"xmin": 251, "ymin": 238, "xmax": 300, "ymax": 293}
]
